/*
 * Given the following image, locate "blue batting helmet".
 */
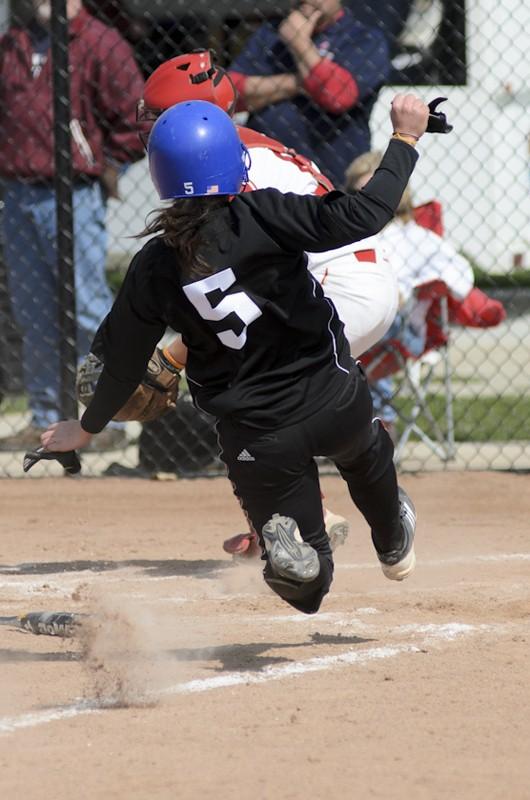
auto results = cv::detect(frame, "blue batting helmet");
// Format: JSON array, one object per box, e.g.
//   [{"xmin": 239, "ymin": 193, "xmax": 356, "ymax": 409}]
[{"xmin": 148, "ymin": 100, "xmax": 250, "ymax": 199}]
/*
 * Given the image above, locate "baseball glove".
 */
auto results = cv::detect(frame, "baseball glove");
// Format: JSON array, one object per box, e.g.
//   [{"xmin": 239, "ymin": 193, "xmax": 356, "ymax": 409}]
[{"xmin": 76, "ymin": 348, "xmax": 181, "ymax": 423}]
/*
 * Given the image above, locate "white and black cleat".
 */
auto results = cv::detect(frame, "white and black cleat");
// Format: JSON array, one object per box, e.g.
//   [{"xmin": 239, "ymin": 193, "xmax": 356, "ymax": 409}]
[
  {"xmin": 262, "ymin": 514, "xmax": 320, "ymax": 583},
  {"xmin": 378, "ymin": 488, "xmax": 417, "ymax": 581}
]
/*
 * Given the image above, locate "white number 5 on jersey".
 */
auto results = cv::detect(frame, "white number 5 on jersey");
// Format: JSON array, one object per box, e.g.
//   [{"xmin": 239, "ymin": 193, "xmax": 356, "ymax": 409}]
[{"xmin": 183, "ymin": 268, "xmax": 262, "ymax": 350}]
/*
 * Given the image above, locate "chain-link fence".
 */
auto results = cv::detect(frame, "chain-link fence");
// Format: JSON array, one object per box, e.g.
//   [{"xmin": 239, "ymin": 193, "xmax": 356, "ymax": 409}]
[{"xmin": 0, "ymin": 0, "xmax": 528, "ymax": 477}]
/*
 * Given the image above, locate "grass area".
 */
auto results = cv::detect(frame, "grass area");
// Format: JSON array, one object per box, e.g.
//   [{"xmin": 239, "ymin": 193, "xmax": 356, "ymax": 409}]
[
  {"xmin": 2, "ymin": 393, "xmax": 530, "ymax": 443},
  {"xmin": 1, "ymin": 394, "xmax": 29, "ymax": 414},
  {"xmin": 394, "ymin": 395, "xmax": 530, "ymax": 442},
  {"xmin": 106, "ymin": 266, "xmax": 126, "ymax": 296},
  {"xmin": 471, "ymin": 264, "xmax": 530, "ymax": 289}
]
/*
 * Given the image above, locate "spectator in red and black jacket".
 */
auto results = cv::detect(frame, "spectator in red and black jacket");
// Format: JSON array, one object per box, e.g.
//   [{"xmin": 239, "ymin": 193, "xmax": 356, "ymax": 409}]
[
  {"xmin": 229, "ymin": 0, "xmax": 391, "ymax": 187},
  {"xmin": 0, "ymin": 0, "xmax": 145, "ymax": 451}
]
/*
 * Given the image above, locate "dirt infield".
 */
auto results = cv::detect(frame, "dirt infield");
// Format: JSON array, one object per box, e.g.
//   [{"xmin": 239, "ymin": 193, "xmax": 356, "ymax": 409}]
[{"xmin": 0, "ymin": 472, "xmax": 529, "ymax": 800}]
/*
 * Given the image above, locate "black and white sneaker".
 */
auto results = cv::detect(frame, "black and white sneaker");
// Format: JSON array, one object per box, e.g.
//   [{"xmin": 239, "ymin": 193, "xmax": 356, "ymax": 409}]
[
  {"xmin": 262, "ymin": 514, "xmax": 320, "ymax": 583},
  {"xmin": 378, "ymin": 488, "xmax": 417, "ymax": 581}
]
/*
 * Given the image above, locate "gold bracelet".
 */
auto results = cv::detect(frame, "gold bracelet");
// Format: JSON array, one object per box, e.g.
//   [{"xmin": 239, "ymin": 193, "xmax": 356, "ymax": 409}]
[{"xmin": 391, "ymin": 132, "xmax": 418, "ymax": 146}]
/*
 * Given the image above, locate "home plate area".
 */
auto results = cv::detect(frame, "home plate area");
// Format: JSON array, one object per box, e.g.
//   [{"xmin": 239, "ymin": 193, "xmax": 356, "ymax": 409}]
[{"xmin": 0, "ymin": 471, "xmax": 528, "ymax": 800}]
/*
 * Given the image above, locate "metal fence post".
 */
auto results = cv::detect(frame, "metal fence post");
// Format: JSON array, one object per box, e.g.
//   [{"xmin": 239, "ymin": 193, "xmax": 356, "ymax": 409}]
[{"xmin": 51, "ymin": 0, "xmax": 78, "ymax": 420}]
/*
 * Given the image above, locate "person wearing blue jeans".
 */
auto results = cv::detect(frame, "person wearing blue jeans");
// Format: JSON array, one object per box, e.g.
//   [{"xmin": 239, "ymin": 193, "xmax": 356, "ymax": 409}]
[
  {"xmin": 0, "ymin": 0, "xmax": 144, "ymax": 449},
  {"xmin": 1, "ymin": 179, "xmax": 126, "ymax": 446}
]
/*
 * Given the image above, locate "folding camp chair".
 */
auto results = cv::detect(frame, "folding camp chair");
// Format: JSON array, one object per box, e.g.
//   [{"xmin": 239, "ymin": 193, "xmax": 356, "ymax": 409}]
[
  {"xmin": 360, "ymin": 277, "xmax": 455, "ymax": 465},
  {"xmin": 360, "ymin": 200, "xmax": 506, "ymax": 466},
  {"xmin": 361, "ymin": 201, "xmax": 454, "ymax": 465}
]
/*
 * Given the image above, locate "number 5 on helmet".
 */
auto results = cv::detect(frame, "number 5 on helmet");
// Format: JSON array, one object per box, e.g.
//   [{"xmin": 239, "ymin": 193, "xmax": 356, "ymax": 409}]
[{"xmin": 147, "ymin": 100, "xmax": 250, "ymax": 200}]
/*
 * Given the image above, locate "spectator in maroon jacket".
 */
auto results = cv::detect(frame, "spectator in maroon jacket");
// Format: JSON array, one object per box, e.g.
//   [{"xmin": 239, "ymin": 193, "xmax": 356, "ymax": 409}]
[{"xmin": 0, "ymin": 0, "xmax": 144, "ymax": 451}]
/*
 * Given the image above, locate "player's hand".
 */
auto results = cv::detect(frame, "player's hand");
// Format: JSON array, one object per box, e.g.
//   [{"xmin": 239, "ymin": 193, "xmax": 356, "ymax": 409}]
[
  {"xmin": 390, "ymin": 94, "xmax": 429, "ymax": 141},
  {"xmin": 40, "ymin": 420, "xmax": 93, "ymax": 452}
]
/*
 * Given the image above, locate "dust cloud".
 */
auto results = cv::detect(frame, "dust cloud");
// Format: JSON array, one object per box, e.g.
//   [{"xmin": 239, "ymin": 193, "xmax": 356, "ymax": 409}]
[{"xmin": 78, "ymin": 594, "xmax": 182, "ymax": 708}]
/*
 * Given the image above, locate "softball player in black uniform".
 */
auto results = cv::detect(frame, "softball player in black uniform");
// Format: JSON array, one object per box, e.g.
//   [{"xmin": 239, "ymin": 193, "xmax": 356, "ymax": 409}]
[{"xmin": 42, "ymin": 96, "xmax": 428, "ymax": 614}]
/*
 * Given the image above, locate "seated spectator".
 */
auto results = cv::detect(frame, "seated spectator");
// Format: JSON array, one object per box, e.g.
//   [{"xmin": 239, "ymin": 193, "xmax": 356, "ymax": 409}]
[
  {"xmin": 344, "ymin": 150, "xmax": 505, "ymax": 438},
  {"xmin": 229, "ymin": 0, "xmax": 391, "ymax": 187}
]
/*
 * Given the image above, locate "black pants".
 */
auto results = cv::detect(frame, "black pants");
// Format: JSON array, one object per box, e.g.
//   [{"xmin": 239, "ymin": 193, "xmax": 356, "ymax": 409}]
[{"xmin": 217, "ymin": 364, "xmax": 401, "ymax": 614}]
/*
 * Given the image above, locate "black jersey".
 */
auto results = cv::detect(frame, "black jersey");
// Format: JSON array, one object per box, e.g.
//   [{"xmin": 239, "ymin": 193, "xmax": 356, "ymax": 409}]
[{"xmin": 82, "ymin": 139, "xmax": 417, "ymax": 433}]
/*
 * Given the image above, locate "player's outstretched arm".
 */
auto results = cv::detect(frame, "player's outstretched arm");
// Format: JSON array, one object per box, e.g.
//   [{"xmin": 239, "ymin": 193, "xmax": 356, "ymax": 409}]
[{"xmin": 241, "ymin": 93, "xmax": 430, "ymax": 254}]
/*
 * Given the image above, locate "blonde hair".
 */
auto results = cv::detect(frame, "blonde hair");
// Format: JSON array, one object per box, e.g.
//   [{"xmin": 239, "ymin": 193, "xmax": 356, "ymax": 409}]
[
  {"xmin": 344, "ymin": 151, "xmax": 384, "ymax": 190},
  {"xmin": 344, "ymin": 150, "xmax": 414, "ymax": 221}
]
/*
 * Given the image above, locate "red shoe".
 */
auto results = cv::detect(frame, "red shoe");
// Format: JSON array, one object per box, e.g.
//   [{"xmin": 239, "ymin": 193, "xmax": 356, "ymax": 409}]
[{"xmin": 222, "ymin": 532, "xmax": 261, "ymax": 558}]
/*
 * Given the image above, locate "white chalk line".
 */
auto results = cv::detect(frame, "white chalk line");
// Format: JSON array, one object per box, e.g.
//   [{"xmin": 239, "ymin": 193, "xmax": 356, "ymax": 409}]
[
  {"xmin": 338, "ymin": 552, "xmax": 530, "ymax": 570},
  {"xmin": 1, "ymin": 550, "xmax": 529, "ymax": 605},
  {"xmin": 0, "ymin": 622, "xmax": 503, "ymax": 736},
  {"xmin": 1, "ymin": 550, "xmax": 528, "ymax": 585},
  {"xmin": 162, "ymin": 623, "xmax": 496, "ymax": 697},
  {"xmin": 0, "ymin": 703, "xmax": 99, "ymax": 733}
]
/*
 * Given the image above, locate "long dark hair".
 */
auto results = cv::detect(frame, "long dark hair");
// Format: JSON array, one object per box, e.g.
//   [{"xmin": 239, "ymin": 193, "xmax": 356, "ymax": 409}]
[{"xmin": 137, "ymin": 196, "xmax": 229, "ymax": 280}]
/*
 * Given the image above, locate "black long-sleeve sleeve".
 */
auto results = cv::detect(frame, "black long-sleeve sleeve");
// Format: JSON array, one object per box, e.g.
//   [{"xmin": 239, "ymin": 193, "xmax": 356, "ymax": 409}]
[
  {"xmin": 81, "ymin": 252, "xmax": 167, "ymax": 433},
  {"xmin": 239, "ymin": 139, "xmax": 418, "ymax": 253}
]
